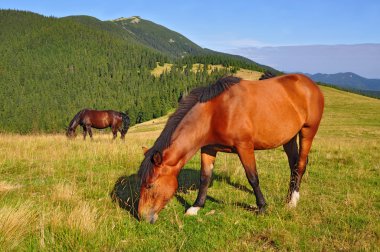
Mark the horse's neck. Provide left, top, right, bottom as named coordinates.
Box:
left=70, top=117, right=81, bottom=130
left=162, top=112, right=209, bottom=171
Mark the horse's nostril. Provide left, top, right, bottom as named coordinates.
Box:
left=141, top=210, right=158, bottom=224
left=149, top=213, right=158, bottom=224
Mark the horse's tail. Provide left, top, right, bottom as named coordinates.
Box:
left=120, top=112, right=130, bottom=133
left=259, top=71, right=277, bottom=80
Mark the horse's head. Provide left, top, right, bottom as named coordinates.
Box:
left=138, top=149, right=178, bottom=223
left=66, top=127, right=76, bottom=138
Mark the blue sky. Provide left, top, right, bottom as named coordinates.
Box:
left=1, top=0, right=380, bottom=50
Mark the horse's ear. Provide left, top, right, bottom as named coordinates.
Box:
left=142, top=146, right=149, bottom=155
left=152, top=151, right=162, bottom=166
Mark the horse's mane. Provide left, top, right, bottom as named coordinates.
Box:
left=68, top=109, right=87, bottom=129
left=138, top=76, right=241, bottom=183
left=259, top=71, right=277, bottom=80
left=120, top=112, right=130, bottom=131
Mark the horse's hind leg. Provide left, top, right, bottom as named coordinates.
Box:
left=283, top=135, right=299, bottom=204
left=119, top=129, right=126, bottom=140
left=288, top=127, right=318, bottom=207
left=186, top=146, right=217, bottom=216
left=236, top=145, right=266, bottom=213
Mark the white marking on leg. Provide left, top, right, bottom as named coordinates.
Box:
left=209, top=164, right=214, bottom=170
left=288, top=191, right=300, bottom=208
left=185, top=206, right=201, bottom=216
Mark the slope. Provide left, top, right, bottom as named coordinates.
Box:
left=112, top=16, right=204, bottom=58
left=0, top=85, right=379, bottom=251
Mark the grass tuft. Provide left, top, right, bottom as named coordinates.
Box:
left=0, top=181, right=22, bottom=192
left=67, top=202, right=98, bottom=233
left=0, top=203, right=38, bottom=250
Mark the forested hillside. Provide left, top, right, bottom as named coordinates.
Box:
left=113, top=16, right=204, bottom=58
left=0, top=10, right=273, bottom=133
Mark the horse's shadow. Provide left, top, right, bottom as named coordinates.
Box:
left=110, top=174, right=140, bottom=219
left=110, top=168, right=256, bottom=220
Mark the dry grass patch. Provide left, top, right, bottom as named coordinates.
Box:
left=191, top=63, right=228, bottom=74
left=150, top=62, right=264, bottom=81
left=235, top=69, right=263, bottom=80
left=0, top=181, right=22, bottom=192
left=51, top=183, right=78, bottom=202
left=0, top=203, right=38, bottom=250
left=67, top=202, right=98, bottom=233
left=151, top=62, right=173, bottom=77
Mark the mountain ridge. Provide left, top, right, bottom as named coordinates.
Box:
left=226, top=44, right=380, bottom=79
left=306, top=72, right=380, bottom=91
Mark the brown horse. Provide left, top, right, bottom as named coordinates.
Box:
left=66, top=109, right=130, bottom=140
left=138, top=74, right=324, bottom=223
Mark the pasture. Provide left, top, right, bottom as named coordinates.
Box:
left=0, top=86, right=379, bottom=251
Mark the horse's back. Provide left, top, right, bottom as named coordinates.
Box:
left=208, top=74, right=324, bottom=149
left=81, top=109, right=114, bottom=128
left=239, top=74, right=324, bottom=123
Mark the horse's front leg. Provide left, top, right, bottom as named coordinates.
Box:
left=112, top=127, right=118, bottom=140
left=87, top=125, right=93, bottom=140
left=185, top=146, right=217, bottom=216
left=236, top=144, right=266, bottom=213
left=82, top=125, right=87, bottom=140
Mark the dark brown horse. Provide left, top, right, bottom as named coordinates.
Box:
left=66, top=109, right=130, bottom=140
left=137, top=74, right=324, bottom=223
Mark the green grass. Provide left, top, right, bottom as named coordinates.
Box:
left=0, top=86, right=379, bottom=251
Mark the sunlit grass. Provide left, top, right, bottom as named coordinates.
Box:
left=0, top=85, right=379, bottom=250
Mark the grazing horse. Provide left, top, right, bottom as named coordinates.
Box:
left=137, top=74, right=324, bottom=223
left=66, top=109, right=130, bottom=140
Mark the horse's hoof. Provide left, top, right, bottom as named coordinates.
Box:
left=257, top=204, right=267, bottom=215
left=185, top=206, right=201, bottom=216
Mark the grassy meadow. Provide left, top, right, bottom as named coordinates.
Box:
left=0, top=85, right=379, bottom=251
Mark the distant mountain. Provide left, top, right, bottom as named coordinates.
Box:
left=306, top=72, right=380, bottom=91
left=226, top=44, right=380, bottom=79
left=62, top=15, right=137, bottom=40
left=112, top=16, right=204, bottom=58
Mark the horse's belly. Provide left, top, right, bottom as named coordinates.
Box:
left=252, top=119, right=302, bottom=149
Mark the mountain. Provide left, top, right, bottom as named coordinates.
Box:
left=112, top=16, right=204, bottom=58
left=62, top=15, right=137, bottom=40
left=226, top=44, right=380, bottom=79
left=0, top=10, right=274, bottom=133
left=306, top=72, right=380, bottom=91
left=110, top=16, right=279, bottom=74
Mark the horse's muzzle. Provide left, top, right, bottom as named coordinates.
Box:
left=139, top=209, right=158, bottom=224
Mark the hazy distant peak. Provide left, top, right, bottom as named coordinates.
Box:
left=307, top=72, right=380, bottom=91
left=227, top=44, right=380, bottom=79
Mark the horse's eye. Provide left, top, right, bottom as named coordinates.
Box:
left=146, top=184, right=153, bottom=189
